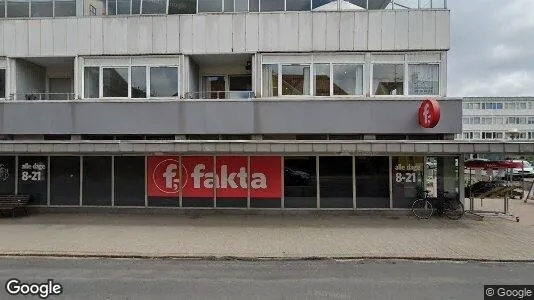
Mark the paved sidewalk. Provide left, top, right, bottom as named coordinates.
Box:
left=1, top=200, right=534, bottom=261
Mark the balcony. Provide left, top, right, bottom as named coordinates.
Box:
left=184, top=91, right=254, bottom=100
left=8, top=93, right=75, bottom=101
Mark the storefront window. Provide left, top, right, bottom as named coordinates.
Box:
left=372, top=64, right=404, bottom=95
left=114, top=156, right=145, bottom=206
left=355, top=157, right=389, bottom=208
left=0, top=156, right=16, bottom=194
left=319, top=157, right=353, bottom=208
left=409, top=64, right=439, bottom=95
left=281, top=65, right=310, bottom=96
left=131, top=67, right=147, bottom=98
left=50, top=157, right=80, bottom=206
left=392, top=156, right=424, bottom=208
left=262, top=64, right=278, bottom=97
left=7, top=0, right=29, bottom=17
left=284, top=156, right=317, bottom=208
left=333, top=64, right=363, bottom=95
left=18, top=156, right=48, bottom=205
left=260, top=0, right=283, bottom=11
left=216, top=156, right=248, bottom=208
left=314, top=64, right=330, bottom=96
left=103, top=67, right=128, bottom=98
left=182, top=156, right=214, bottom=207
left=30, top=0, right=53, bottom=17
left=150, top=67, right=179, bottom=97
left=251, top=156, right=282, bottom=208
left=82, top=156, right=112, bottom=206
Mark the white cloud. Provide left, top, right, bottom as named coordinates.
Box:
left=454, top=71, right=534, bottom=97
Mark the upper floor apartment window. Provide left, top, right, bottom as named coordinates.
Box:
left=84, top=64, right=179, bottom=99
left=372, top=63, right=439, bottom=96
left=0, top=0, right=75, bottom=17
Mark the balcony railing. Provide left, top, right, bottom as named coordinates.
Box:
left=185, top=91, right=254, bottom=100
left=8, top=93, right=76, bottom=101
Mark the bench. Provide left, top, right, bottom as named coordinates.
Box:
left=0, top=195, right=30, bottom=218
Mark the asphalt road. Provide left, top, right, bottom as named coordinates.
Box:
left=0, top=258, right=533, bottom=300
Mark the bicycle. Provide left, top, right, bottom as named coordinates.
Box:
left=412, top=190, right=465, bottom=220
left=412, top=190, right=433, bottom=219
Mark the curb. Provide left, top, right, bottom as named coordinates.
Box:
left=1, top=253, right=533, bottom=263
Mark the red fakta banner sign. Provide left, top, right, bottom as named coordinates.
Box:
left=147, top=156, right=282, bottom=198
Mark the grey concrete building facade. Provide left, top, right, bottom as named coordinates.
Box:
left=0, top=0, right=470, bottom=211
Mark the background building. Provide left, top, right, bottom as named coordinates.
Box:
left=0, top=0, right=463, bottom=211
left=460, top=97, right=534, bottom=141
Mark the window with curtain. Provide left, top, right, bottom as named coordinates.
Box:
left=84, top=67, right=100, bottom=98
left=408, top=64, right=439, bottom=95
left=282, top=65, right=310, bottom=96
left=333, top=64, right=363, bottom=95
left=262, top=64, right=278, bottom=97
left=373, top=64, right=404, bottom=95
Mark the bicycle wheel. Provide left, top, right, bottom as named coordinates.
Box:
left=412, top=199, right=433, bottom=219
left=443, top=199, right=464, bottom=220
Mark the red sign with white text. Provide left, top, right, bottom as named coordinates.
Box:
left=250, top=156, right=282, bottom=198
left=215, top=156, right=248, bottom=198
left=147, top=156, right=282, bottom=199
left=182, top=156, right=214, bottom=198
left=418, top=99, right=441, bottom=128
left=147, top=156, right=183, bottom=197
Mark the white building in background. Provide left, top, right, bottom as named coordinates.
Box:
left=460, top=97, right=534, bottom=141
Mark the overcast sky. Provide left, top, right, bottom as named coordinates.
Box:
left=448, top=0, right=534, bottom=97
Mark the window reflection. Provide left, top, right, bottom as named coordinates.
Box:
left=373, top=64, right=404, bottom=95
left=30, top=0, right=53, bottom=17
left=84, top=67, right=100, bottom=98
left=284, top=157, right=317, bottom=208
left=103, top=67, right=128, bottom=97
left=333, top=64, right=363, bottom=95
left=282, top=65, right=310, bottom=96
left=131, top=67, right=147, bottom=98
left=314, top=64, right=330, bottom=96
left=7, top=0, right=29, bottom=17
left=150, top=67, right=179, bottom=97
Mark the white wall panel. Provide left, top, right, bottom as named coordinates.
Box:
left=408, top=10, right=423, bottom=50
left=354, top=12, right=368, bottom=50
left=205, top=15, right=219, bottom=53
left=280, top=13, right=299, bottom=51
left=312, top=12, right=327, bottom=51
left=66, top=19, right=78, bottom=56
left=138, top=17, right=153, bottom=54
left=245, top=14, right=259, bottom=52
left=127, top=17, right=140, bottom=54
left=40, top=19, right=54, bottom=56
left=15, top=21, right=29, bottom=57
left=298, top=12, right=312, bottom=51
left=180, top=15, right=194, bottom=54
left=394, top=11, right=409, bottom=50
left=77, top=18, right=91, bottom=55
left=232, top=14, right=246, bottom=53
left=103, top=18, right=127, bottom=54
left=260, top=14, right=280, bottom=51
left=325, top=12, right=340, bottom=51
left=422, top=11, right=436, bottom=49
left=53, top=19, right=68, bottom=56
left=193, top=15, right=207, bottom=53
left=4, top=22, right=16, bottom=56
left=0, top=23, right=3, bottom=55
left=339, top=12, right=354, bottom=51
left=435, top=11, right=450, bottom=49
left=152, top=17, right=167, bottom=54
left=28, top=20, right=41, bottom=57
left=381, top=11, right=395, bottom=50
left=90, top=18, right=103, bottom=55
left=368, top=11, right=382, bottom=50
left=218, top=15, right=233, bottom=53
left=166, top=16, right=180, bottom=54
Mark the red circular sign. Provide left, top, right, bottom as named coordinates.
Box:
left=418, top=99, right=440, bottom=128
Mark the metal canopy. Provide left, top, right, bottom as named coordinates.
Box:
left=0, top=141, right=533, bottom=155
